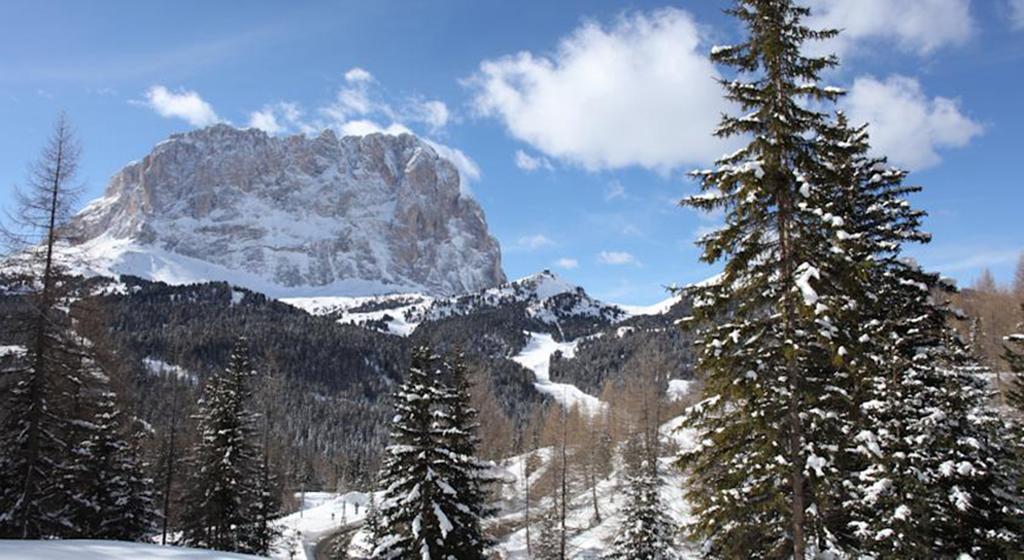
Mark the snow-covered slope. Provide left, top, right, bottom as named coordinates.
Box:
left=62, top=124, right=505, bottom=297
left=422, top=270, right=628, bottom=326
left=512, top=332, right=604, bottom=415
left=284, top=270, right=637, bottom=337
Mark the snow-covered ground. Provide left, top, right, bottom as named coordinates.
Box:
left=493, top=414, right=701, bottom=558
left=272, top=491, right=371, bottom=560
left=0, top=540, right=263, bottom=560
left=281, top=293, right=434, bottom=336
left=512, top=332, right=604, bottom=415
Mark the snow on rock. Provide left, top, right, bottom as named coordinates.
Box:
left=423, top=270, right=627, bottom=327
left=283, top=270, right=632, bottom=337
left=58, top=124, right=505, bottom=298
left=0, top=540, right=262, bottom=559
left=616, top=293, right=682, bottom=317
left=512, top=331, right=604, bottom=415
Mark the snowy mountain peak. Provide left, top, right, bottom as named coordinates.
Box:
left=65, top=125, right=505, bottom=297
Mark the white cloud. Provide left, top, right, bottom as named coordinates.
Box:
left=245, top=70, right=476, bottom=193
left=338, top=119, right=411, bottom=137
left=344, top=67, right=374, bottom=84
left=514, top=150, right=552, bottom=172
left=604, top=180, right=626, bottom=201
left=424, top=139, right=482, bottom=191
left=598, top=250, right=636, bottom=265
left=410, top=99, right=449, bottom=131
left=469, top=8, right=731, bottom=171
left=517, top=234, right=555, bottom=251
left=555, top=257, right=579, bottom=270
left=805, top=0, right=973, bottom=57
left=1011, top=0, right=1024, bottom=29
left=142, top=85, right=220, bottom=126
left=248, top=107, right=282, bottom=134
left=843, top=75, right=983, bottom=170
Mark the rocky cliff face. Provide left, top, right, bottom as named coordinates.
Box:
left=68, top=124, right=505, bottom=296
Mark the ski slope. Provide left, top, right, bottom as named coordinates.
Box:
left=512, top=332, right=604, bottom=415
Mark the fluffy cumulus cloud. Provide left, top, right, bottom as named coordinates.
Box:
left=142, top=85, right=220, bottom=126
left=469, top=8, right=730, bottom=171
left=805, top=0, right=973, bottom=57
left=598, top=250, right=636, bottom=265
left=1011, top=0, right=1024, bottom=29
left=555, top=257, right=579, bottom=270
left=843, top=75, right=983, bottom=170
left=247, top=102, right=306, bottom=135
left=344, top=67, right=373, bottom=84
left=514, top=150, right=552, bottom=172
left=321, top=67, right=451, bottom=133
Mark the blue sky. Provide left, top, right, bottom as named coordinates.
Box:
left=1, top=0, right=1022, bottom=304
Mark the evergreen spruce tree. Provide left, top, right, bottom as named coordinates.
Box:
left=374, top=346, right=478, bottom=559
left=812, top=114, right=1022, bottom=555
left=677, top=1, right=848, bottom=557
left=605, top=462, right=678, bottom=560
left=179, top=339, right=263, bottom=553
left=362, top=492, right=384, bottom=556
left=251, top=367, right=284, bottom=555
left=437, top=351, right=494, bottom=559
left=64, top=384, right=156, bottom=541
left=120, top=426, right=159, bottom=541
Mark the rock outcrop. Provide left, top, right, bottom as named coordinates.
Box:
left=67, top=124, right=505, bottom=296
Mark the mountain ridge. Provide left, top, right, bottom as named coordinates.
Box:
left=63, top=124, right=505, bottom=297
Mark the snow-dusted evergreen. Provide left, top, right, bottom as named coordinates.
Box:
left=811, top=105, right=1023, bottom=556
left=0, top=114, right=146, bottom=540
left=64, top=385, right=157, bottom=541
left=363, top=492, right=385, bottom=555
left=179, top=339, right=266, bottom=553
left=605, top=462, right=678, bottom=560
left=677, top=1, right=849, bottom=556
left=437, top=351, right=495, bottom=558
left=374, top=347, right=491, bottom=559
left=679, top=2, right=1022, bottom=555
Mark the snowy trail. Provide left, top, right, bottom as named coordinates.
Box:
left=273, top=492, right=370, bottom=560
left=512, top=332, right=604, bottom=415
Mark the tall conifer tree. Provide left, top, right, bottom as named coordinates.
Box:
left=605, top=461, right=679, bottom=560
left=812, top=109, right=1023, bottom=556
left=677, top=1, right=845, bottom=557
left=438, top=352, right=494, bottom=559
left=0, top=114, right=96, bottom=539
left=374, top=347, right=490, bottom=559
left=64, top=384, right=156, bottom=541
left=179, top=339, right=264, bottom=553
